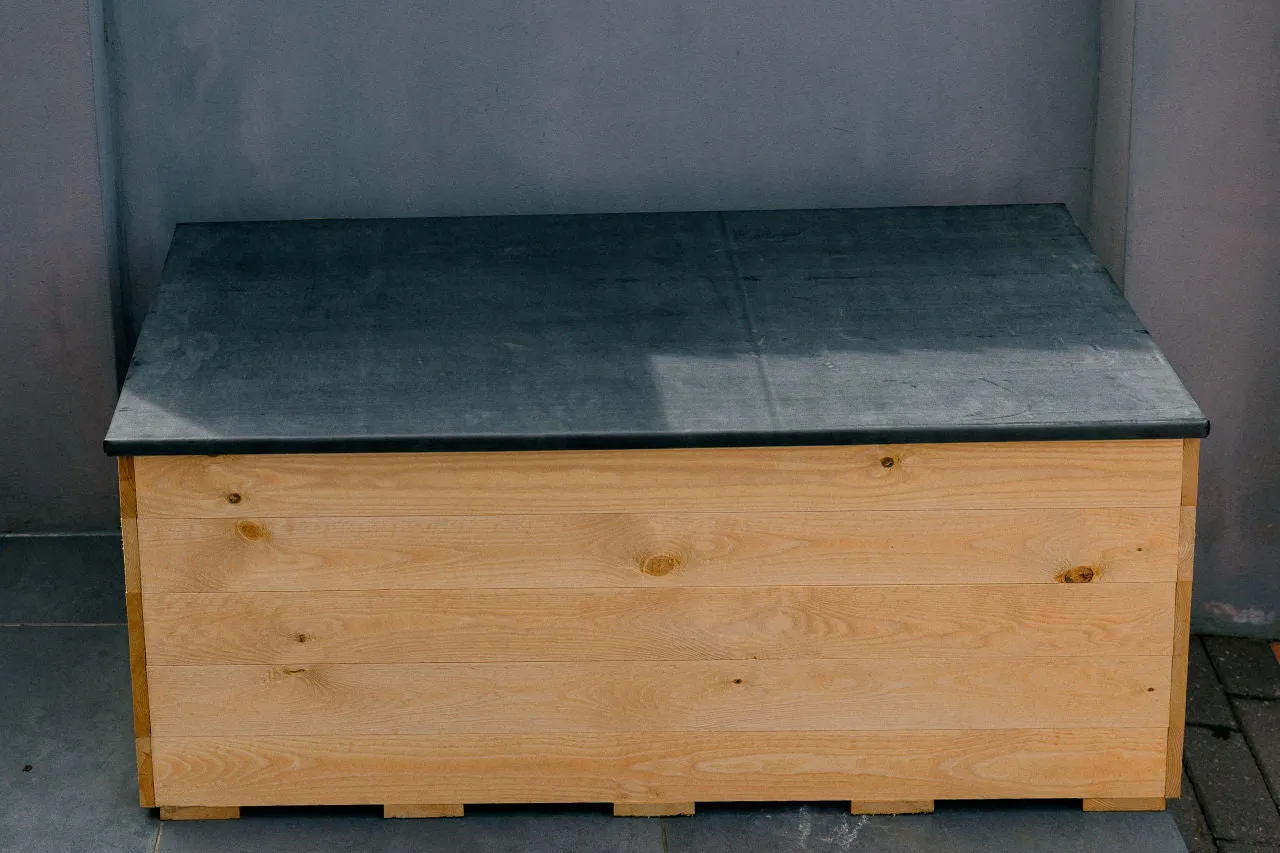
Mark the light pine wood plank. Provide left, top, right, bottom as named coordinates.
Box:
left=1182, top=439, right=1200, bottom=506
left=614, top=803, right=695, bottom=817
left=118, top=458, right=155, bottom=807
left=851, top=801, right=934, bottom=815
left=150, top=729, right=1168, bottom=806
left=146, top=657, right=1171, bottom=737
left=142, top=584, right=1175, bottom=665
left=132, top=441, right=1185, bottom=519
left=159, top=806, right=240, bottom=820
left=136, top=507, right=1181, bottom=593
left=1083, top=797, right=1166, bottom=812
left=383, top=804, right=463, bottom=818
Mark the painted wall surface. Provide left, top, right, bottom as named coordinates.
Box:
left=1088, top=0, right=1135, bottom=281
left=106, top=0, right=1102, bottom=335
left=0, top=0, right=120, bottom=531
left=1125, top=0, right=1280, bottom=636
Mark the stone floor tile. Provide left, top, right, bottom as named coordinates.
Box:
left=0, top=627, right=158, bottom=853
left=1233, top=699, right=1280, bottom=801
left=1189, top=636, right=1240, bottom=729
left=1205, top=637, right=1280, bottom=700
left=0, top=534, right=124, bottom=624
left=1171, top=770, right=1220, bottom=853
left=1184, top=725, right=1280, bottom=843
left=662, top=801, right=1188, bottom=852
left=158, top=805, right=662, bottom=853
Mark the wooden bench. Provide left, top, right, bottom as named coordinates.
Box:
left=105, top=205, right=1207, bottom=819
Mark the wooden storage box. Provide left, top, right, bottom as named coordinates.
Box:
left=106, top=208, right=1207, bottom=819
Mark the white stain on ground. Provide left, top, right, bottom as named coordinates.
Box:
left=822, top=814, right=871, bottom=850
left=1206, top=600, right=1275, bottom=625
left=795, top=804, right=813, bottom=847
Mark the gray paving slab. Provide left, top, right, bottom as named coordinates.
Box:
left=1233, top=699, right=1280, bottom=800
left=661, top=801, right=1187, bottom=852
left=1189, top=636, right=1240, bottom=729
left=1184, top=725, right=1280, bottom=843
left=158, top=806, right=662, bottom=853
left=0, top=535, right=124, bottom=624
left=0, top=627, right=158, bottom=853
left=1204, top=638, right=1280, bottom=700
left=1171, top=770, right=1220, bottom=853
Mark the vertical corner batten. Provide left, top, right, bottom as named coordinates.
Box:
left=118, top=456, right=156, bottom=807
left=1167, top=439, right=1200, bottom=796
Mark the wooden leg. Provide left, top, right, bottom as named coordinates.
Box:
left=159, top=806, right=240, bottom=821
left=1083, top=797, right=1167, bottom=812
left=613, top=802, right=695, bottom=817
left=384, top=804, right=465, bottom=818
left=850, top=800, right=934, bottom=815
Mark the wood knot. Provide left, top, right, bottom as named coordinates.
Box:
left=295, top=633, right=311, bottom=644
left=235, top=520, right=268, bottom=541
left=226, top=492, right=242, bottom=505
left=732, top=678, right=743, bottom=685
left=1056, top=565, right=1097, bottom=584
left=283, top=667, right=306, bottom=675
left=640, top=554, right=682, bottom=577
left=880, top=456, right=896, bottom=469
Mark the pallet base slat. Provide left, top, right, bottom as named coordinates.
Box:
left=851, top=801, right=936, bottom=815
left=1082, top=797, right=1168, bottom=812
left=159, top=806, right=240, bottom=821
left=614, top=803, right=696, bottom=817
left=383, top=804, right=464, bottom=819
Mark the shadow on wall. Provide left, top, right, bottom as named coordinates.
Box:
left=105, top=0, right=1101, bottom=343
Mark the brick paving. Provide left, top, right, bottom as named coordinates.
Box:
left=1177, top=637, right=1280, bottom=851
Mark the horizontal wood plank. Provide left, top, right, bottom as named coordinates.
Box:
left=150, top=729, right=1168, bottom=806
left=137, top=507, right=1180, bottom=592
left=147, top=657, right=1171, bottom=736
left=142, top=584, right=1174, bottom=664
left=133, top=441, right=1185, bottom=519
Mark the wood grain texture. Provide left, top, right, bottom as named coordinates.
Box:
left=132, top=441, right=1185, bottom=519
left=1166, top=580, right=1194, bottom=796
left=1182, top=439, right=1201, bottom=506
left=851, top=801, right=934, bottom=815
left=118, top=458, right=140, bottom=591
left=141, top=584, right=1175, bottom=665
left=1082, top=797, right=1166, bottom=812
left=150, top=729, right=1168, bottom=806
left=135, top=738, right=154, bottom=809
left=136, top=507, right=1181, bottom=592
left=614, top=802, right=694, bottom=817
left=118, top=458, right=155, bottom=806
left=159, top=806, right=240, bottom=820
left=146, top=657, right=1171, bottom=736
left=1178, top=507, right=1197, bottom=581
left=383, top=804, right=463, bottom=818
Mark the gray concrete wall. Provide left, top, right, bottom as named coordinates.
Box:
left=1088, top=0, right=1135, bottom=281
left=0, top=0, right=120, bottom=531
left=13, top=0, right=1280, bottom=639
left=1125, top=0, right=1280, bottom=636
left=105, top=0, right=1102, bottom=335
